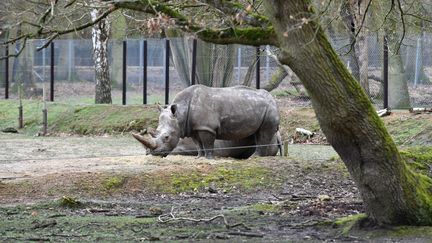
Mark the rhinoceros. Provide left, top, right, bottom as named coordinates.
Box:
left=134, top=85, right=280, bottom=159
left=132, top=131, right=282, bottom=159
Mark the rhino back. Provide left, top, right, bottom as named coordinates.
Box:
left=181, top=85, right=278, bottom=139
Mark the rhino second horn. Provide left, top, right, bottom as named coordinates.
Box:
left=132, top=133, right=157, bottom=149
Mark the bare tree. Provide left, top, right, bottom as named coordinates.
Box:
left=90, top=1, right=112, bottom=104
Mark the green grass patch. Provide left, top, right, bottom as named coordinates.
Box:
left=386, top=116, right=432, bottom=146
left=0, top=99, right=159, bottom=135
left=333, top=214, right=367, bottom=236
left=401, top=147, right=432, bottom=176
left=102, top=176, right=126, bottom=190
left=251, top=203, right=281, bottom=213
left=148, top=163, right=281, bottom=194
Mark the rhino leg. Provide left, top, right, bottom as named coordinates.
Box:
left=254, top=131, right=277, bottom=156
left=192, top=137, right=205, bottom=158
left=197, top=131, right=216, bottom=159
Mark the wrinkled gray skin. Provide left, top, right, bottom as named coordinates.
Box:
left=132, top=131, right=282, bottom=159
left=135, top=85, right=280, bottom=159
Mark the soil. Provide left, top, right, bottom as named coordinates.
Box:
left=1, top=105, right=432, bottom=241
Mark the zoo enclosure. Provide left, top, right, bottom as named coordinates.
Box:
left=1, top=36, right=432, bottom=108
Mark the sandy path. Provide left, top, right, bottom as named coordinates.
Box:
left=0, top=133, right=337, bottom=181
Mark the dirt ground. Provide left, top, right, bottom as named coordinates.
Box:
left=0, top=132, right=364, bottom=241
left=1, top=103, right=432, bottom=241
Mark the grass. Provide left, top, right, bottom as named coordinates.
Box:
left=0, top=99, right=159, bottom=135
left=384, top=113, right=432, bottom=146
left=146, top=161, right=282, bottom=194
left=401, top=146, right=432, bottom=176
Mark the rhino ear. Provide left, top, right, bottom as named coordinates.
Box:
left=170, top=104, right=178, bottom=117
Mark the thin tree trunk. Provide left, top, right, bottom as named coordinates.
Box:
left=265, top=0, right=432, bottom=226
left=389, top=52, right=411, bottom=108
left=338, top=3, right=360, bottom=81
left=91, top=6, right=112, bottom=104
left=350, top=0, right=370, bottom=96
left=110, top=11, right=127, bottom=87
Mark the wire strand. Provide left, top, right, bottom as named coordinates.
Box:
left=0, top=142, right=286, bottom=162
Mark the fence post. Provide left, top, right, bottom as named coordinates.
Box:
left=383, top=35, right=389, bottom=109
left=4, top=45, right=9, bottom=99
left=68, top=40, right=73, bottom=81
left=237, top=47, right=241, bottom=84
left=143, top=40, right=147, bottom=105
left=42, top=108, right=48, bottom=136
left=42, top=41, right=46, bottom=81
left=191, top=38, right=197, bottom=85
left=256, top=47, right=260, bottom=89
left=122, top=40, right=127, bottom=105
left=414, top=37, right=421, bottom=87
left=265, top=45, right=270, bottom=83
left=50, top=42, right=55, bottom=102
left=165, top=39, right=170, bottom=105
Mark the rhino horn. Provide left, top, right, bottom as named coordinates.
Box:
left=132, top=132, right=157, bottom=150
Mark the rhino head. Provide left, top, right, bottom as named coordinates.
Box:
left=132, top=104, right=181, bottom=157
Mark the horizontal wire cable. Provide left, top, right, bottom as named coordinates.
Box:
left=0, top=142, right=286, bottom=162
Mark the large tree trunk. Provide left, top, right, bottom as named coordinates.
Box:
left=264, top=0, right=432, bottom=225
left=91, top=6, right=112, bottom=104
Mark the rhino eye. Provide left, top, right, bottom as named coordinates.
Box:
left=163, top=135, right=169, bottom=141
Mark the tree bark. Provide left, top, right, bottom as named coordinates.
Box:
left=262, top=66, right=288, bottom=92
left=264, top=0, right=432, bottom=225
left=338, top=3, right=360, bottom=81
left=91, top=6, right=112, bottom=104
left=110, top=11, right=127, bottom=87
left=389, top=52, right=411, bottom=108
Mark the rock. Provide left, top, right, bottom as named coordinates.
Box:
left=208, top=182, right=218, bottom=193
left=149, top=206, right=163, bottom=216
left=318, top=194, right=331, bottom=201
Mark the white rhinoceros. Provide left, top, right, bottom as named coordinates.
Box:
left=133, top=85, right=280, bottom=159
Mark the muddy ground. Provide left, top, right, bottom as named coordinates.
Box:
left=1, top=107, right=432, bottom=241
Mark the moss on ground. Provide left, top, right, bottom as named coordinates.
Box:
left=102, top=176, right=126, bottom=190
left=333, top=214, right=367, bottom=236
left=401, top=146, right=432, bottom=175
left=147, top=162, right=282, bottom=194
left=385, top=114, right=432, bottom=146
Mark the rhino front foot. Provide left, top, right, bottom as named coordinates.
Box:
left=205, top=151, right=214, bottom=159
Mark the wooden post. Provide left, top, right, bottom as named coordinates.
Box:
left=18, top=105, right=23, bottom=129
left=42, top=108, right=48, bottom=136
left=283, top=141, right=289, bottom=157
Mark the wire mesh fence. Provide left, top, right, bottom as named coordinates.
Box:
left=1, top=36, right=431, bottom=108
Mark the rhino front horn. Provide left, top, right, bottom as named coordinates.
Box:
left=132, top=133, right=157, bottom=149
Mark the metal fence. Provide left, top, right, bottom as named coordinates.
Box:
left=0, top=38, right=280, bottom=106
left=0, top=36, right=431, bottom=108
